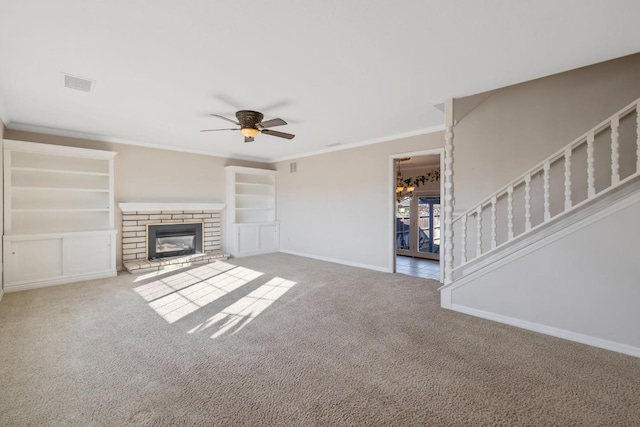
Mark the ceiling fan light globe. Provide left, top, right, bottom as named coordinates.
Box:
left=241, top=128, right=259, bottom=138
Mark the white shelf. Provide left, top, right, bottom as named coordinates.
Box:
left=3, top=139, right=118, bottom=290
left=236, top=182, right=273, bottom=187
left=13, top=186, right=110, bottom=193
left=225, top=166, right=278, bottom=256
left=12, top=208, right=110, bottom=213
left=11, top=166, right=110, bottom=176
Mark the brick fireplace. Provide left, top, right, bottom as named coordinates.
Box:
left=118, top=203, right=229, bottom=273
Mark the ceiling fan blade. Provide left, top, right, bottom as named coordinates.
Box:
left=210, top=114, right=239, bottom=125
left=200, top=128, right=239, bottom=132
left=258, top=118, right=287, bottom=129
left=244, top=136, right=255, bottom=143
left=261, top=129, right=295, bottom=140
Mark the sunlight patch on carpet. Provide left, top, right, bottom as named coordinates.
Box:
left=188, top=276, right=297, bottom=338
left=133, top=262, right=263, bottom=324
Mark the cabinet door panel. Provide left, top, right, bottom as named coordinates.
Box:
left=5, top=239, right=63, bottom=284
left=63, top=235, right=112, bottom=276
left=259, top=224, right=278, bottom=250
left=237, top=226, right=260, bottom=253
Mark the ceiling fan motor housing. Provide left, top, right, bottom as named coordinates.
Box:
left=236, top=110, right=264, bottom=129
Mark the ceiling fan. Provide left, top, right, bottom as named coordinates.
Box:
left=201, top=110, right=295, bottom=143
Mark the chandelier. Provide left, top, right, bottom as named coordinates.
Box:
left=396, top=158, right=415, bottom=202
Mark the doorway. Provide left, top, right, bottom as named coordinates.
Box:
left=391, top=151, right=443, bottom=280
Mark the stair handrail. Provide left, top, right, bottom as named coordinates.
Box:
left=450, top=97, right=640, bottom=273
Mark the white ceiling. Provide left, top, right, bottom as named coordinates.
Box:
left=1, top=1, right=639, bottom=163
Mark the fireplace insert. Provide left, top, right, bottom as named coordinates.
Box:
left=147, top=222, right=203, bottom=260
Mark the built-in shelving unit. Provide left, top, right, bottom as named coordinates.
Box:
left=3, top=139, right=118, bottom=291
left=225, top=166, right=278, bottom=257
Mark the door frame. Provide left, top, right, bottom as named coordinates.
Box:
left=389, top=148, right=444, bottom=280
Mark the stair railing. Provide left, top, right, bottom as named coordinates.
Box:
left=448, top=98, right=640, bottom=279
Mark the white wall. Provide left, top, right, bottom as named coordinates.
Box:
left=274, top=132, right=444, bottom=272
left=446, top=191, right=640, bottom=355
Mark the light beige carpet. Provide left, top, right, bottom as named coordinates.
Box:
left=0, top=253, right=639, bottom=426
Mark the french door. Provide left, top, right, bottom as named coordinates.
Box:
left=396, top=196, right=440, bottom=260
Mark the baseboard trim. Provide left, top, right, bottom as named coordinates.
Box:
left=4, top=271, right=118, bottom=293
left=449, top=303, right=640, bottom=358
left=230, top=248, right=279, bottom=259
left=279, top=250, right=391, bottom=273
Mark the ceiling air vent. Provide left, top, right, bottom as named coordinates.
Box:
left=63, top=74, right=94, bottom=92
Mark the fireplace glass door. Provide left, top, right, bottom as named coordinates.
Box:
left=147, top=223, right=203, bottom=260
left=156, top=234, right=195, bottom=255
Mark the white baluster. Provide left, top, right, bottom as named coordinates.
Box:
left=524, top=174, right=531, bottom=231
left=460, top=214, right=467, bottom=265
left=543, top=162, right=551, bottom=221
left=507, top=185, right=514, bottom=240
left=476, top=206, right=482, bottom=257
left=636, top=103, right=640, bottom=174
left=586, top=133, right=596, bottom=199
left=611, top=116, right=620, bottom=185
left=443, top=122, right=454, bottom=284
left=564, top=147, right=572, bottom=211
left=490, top=196, right=497, bottom=249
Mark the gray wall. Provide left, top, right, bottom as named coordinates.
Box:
left=450, top=193, right=640, bottom=351
left=3, top=129, right=270, bottom=268
left=0, top=120, right=3, bottom=292
left=274, top=132, right=444, bottom=271
left=446, top=52, right=640, bottom=355
left=452, top=53, right=640, bottom=213
left=2, top=128, right=444, bottom=273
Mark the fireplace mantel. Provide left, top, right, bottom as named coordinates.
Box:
left=119, top=202, right=225, bottom=213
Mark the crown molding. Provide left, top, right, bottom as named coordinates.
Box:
left=5, top=122, right=270, bottom=163
left=270, top=124, right=446, bottom=163
left=5, top=121, right=446, bottom=165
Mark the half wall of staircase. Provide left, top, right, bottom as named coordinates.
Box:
left=441, top=186, right=640, bottom=357
left=439, top=55, right=640, bottom=357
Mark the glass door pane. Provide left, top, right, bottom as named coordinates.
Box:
left=432, top=203, right=441, bottom=255
left=417, top=197, right=440, bottom=259
left=396, top=200, right=411, bottom=254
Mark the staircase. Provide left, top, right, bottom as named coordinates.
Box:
left=440, top=97, right=640, bottom=357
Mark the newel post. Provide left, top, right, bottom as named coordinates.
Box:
left=443, top=98, right=455, bottom=285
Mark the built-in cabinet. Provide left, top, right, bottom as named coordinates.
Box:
left=225, top=166, right=278, bottom=257
left=3, top=140, right=117, bottom=291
